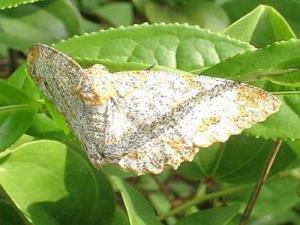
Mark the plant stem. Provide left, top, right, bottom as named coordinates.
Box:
left=159, top=184, right=250, bottom=220
left=239, top=139, right=283, bottom=225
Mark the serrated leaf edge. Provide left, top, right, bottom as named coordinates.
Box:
left=203, top=38, right=300, bottom=77
left=0, top=0, right=42, bottom=10
left=55, top=23, right=255, bottom=50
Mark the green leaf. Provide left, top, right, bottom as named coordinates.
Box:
left=148, top=192, right=172, bottom=215
left=0, top=80, right=35, bottom=104
left=267, top=72, right=300, bottom=87
left=26, top=113, right=66, bottom=141
left=75, top=57, right=189, bottom=74
left=288, top=139, right=300, bottom=158
left=136, top=174, right=174, bottom=218
left=177, top=143, right=221, bottom=180
left=54, top=23, right=254, bottom=71
left=245, top=95, right=300, bottom=140
left=90, top=169, right=116, bottom=225
left=0, top=0, right=82, bottom=51
left=252, top=211, right=300, bottom=225
left=178, top=136, right=296, bottom=183
left=144, top=0, right=229, bottom=32
left=0, top=140, right=115, bottom=225
left=0, top=42, right=8, bottom=57
left=111, top=208, right=130, bottom=225
left=79, top=0, right=105, bottom=11
left=221, top=0, right=300, bottom=37
left=0, top=0, right=41, bottom=10
left=0, top=200, right=26, bottom=225
left=44, top=100, right=70, bottom=135
left=7, top=64, right=40, bottom=99
left=203, top=39, right=300, bottom=80
left=100, top=164, right=135, bottom=179
left=229, top=176, right=300, bottom=217
left=8, top=134, right=35, bottom=150
left=211, top=137, right=296, bottom=183
left=224, top=5, right=296, bottom=47
left=92, top=2, right=133, bottom=27
left=131, top=0, right=149, bottom=13
left=175, top=205, right=240, bottom=225
left=111, top=176, right=162, bottom=225
left=81, top=18, right=103, bottom=33
left=0, top=80, right=37, bottom=151
left=169, top=181, right=194, bottom=199
left=203, top=39, right=300, bottom=140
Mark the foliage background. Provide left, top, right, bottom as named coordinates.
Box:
left=0, top=0, right=300, bottom=225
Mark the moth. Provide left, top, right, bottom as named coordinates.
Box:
left=27, top=44, right=280, bottom=175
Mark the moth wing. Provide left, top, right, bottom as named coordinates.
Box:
left=101, top=70, right=200, bottom=165
left=27, top=44, right=107, bottom=163
left=27, top=44, right=281, bottom=175
left=27, top=44, right=83, bottom=106
left=106, top=72, right=280, bottom=174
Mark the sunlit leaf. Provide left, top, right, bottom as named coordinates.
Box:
left=0, top=140, right=115, bottom=225
left=175, top=205, right=240, bottom=225
left=92, top=2, right=133, bottom=26
left=222, top=0, right=300, bottom=37
left=111, top=176, right=162, bottom=225
left=111, top=208, right=130, bottom=225
left=144, top=0, right=229, bottom=32
left=54, top=23, right=253, bottom=71
left=0, top=0, right=41, bottom=10
left=229, top=176, right=300, bottom=216
left=0, top=80, right=37, bottom=151
left=224, top=5, right=296, bottom=47
left=178, top=136, right=296, bottom=183
left=0, top=0, right=82, bottom=51
left=7, top=64, right=40, bottom=99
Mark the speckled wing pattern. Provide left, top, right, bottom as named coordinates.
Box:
left=27, top=44, right=281, bottom=175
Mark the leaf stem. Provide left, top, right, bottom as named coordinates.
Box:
left=158, top=184, right=250, bottom=220
left=239, top=139, right=283, bottom=225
